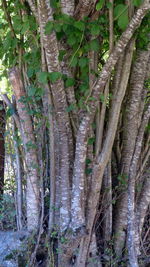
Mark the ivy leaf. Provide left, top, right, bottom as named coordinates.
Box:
left=114, top=4, right=127, bottom=20
left=21, top=21, right=30, bottom=34
left=27, top=86, right=37, bottom=97
left=6, top=107, right=15, bottom=118
left=96, top=0, right=105, bottom=11
left=66, top=104, right=75, bottom=112
left=106, top=2, right=113, bottom=9
left=54, top=23, right=62, bottom=32
left=50, top=0, right=57, bottom=8
left=79, top=57, right=89, bottom=68
left=89, top=39, right=100, bottom=52
left=27, top=68, right=34, bottom=78
left=58, top=50, right=66, bottom=61
left=38, top=72, right=48, bottom=84
left=118, top=12, right=129, bottom=30
left=65, top=77, right=75, bottom=87
left=67, top=35, right=77, bottom=46
left=70, top=57, right=78, bottom=67
left=85, top=168, right=92, bottom=175
left=90, top=24, right=101, bottom=36
left=114, top=4, right=128, bottom=30
left=88, top=137, right=95, bottom=145
left=133, top=0, right=143, bottom=7
left=49, top=72, right=61, bottom=83
left=45, top=21, right=53, bottom=34
left=74, top=21, right=85, bottom=31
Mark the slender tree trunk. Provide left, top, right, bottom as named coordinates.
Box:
left=9, top=67, right=40, bottom=231
left=114, top=45, right=150, bottom=257
left=0, top=101, right=6, bottom=199
left=13, top=119, right=23, bottom=230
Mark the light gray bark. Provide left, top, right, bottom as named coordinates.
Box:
left=38, top=0, right=73, bottom=231
left=13, top=119, right=23, bottom=230
left=114, top=46, right=150, bottom=256
left=9, top=67, right=40, bottom=231
left=61, top=0, right=75, bottom=16
left=75, top=40, right=135, bottom=267
left=127, top=104, right=150, bottom=266
left=71, top=2, right=149, bottom=232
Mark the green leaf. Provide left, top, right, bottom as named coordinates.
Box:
left=88, top=137, right=95, bottom=145
left=86, top=158, right=91, bottom=165
left=6, top=107, right=15, bottom=118
left=90, top=24, right=101, bottom=36
left=45, top=21, right=53, bottom=35
left=50, top=0, right=57, bottom=8
left=21, top=21, right=30, bottom=34
left=70, top=57, right=78, bottom=67
left=27, top=68, right=34, bottom=78
left=28, top=86, right=37, bottom=97
left=96, top=0, right=105, bottom=11
left=54, top=23, right=62, bottom=32
left=67, top=35, right=77, bottom=46
left=74, top=21, right=85, bottom=31
left=114, top=4, right=127, bottom=20
left=114, top=4, right=129, bottom=30
left=106, top=2, right=113, bottom=9
left=58, top=50, right=66, bottom=61
left=66, top=104, right=75, bottom=112
left=118, top=12, right=129, bottom=30
left=65, top=77, right=75, bottom=87
left=89, top=39, right=100, bottom=52
left=49, top=72, right=61, bottom=83
left=100, top=93, right=105, bottom=102
left=85, top=168, right=92, bottom=175
left=133, top=0, right=143, bottom=7
left=79, top=57, right=89, bottom=68
left=38, top=72, right=48, bottom=84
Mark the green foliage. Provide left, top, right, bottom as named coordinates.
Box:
left=0, top=194, right=16, bottom=230
left=6, top=106, right=15, bottom=118
left=49, top=71, right=62, bottom=83
left=96, top=0, right=105, bottom=11
left=45, top=21, right=54, bottom=34
left=65, top=77, right=75, bottom=87
left=38, top=72, right=48, bottom=84
left=114, top=4, right=129, bottom=30
left=136, top=13, right=150, bottom=49
left=133, top=0, right=143, bottom=7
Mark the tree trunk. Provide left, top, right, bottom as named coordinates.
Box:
left=0, top=101, right=6, bottom=199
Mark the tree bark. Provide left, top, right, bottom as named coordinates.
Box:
left=0, top=101, right=6, bottom=199
left=9, top=67, right=40, bottom=231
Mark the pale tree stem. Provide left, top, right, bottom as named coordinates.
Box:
left=114, top=45, right=150, bottom=256
left=9, top=68, right=40, bottom=231
left=13, top=119, right=23, bottom=230
left=38, top=0, right=73, bottom=231
left=71, top=1, right=150, bottom=231
left=76, top=40, right=135, bottom=266
left=127, top=104, right=150, bottom=266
